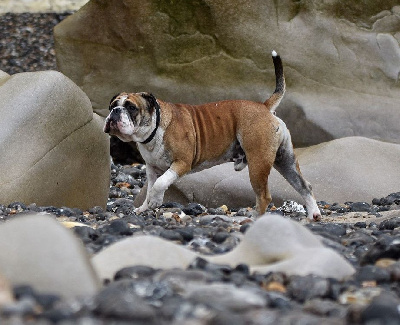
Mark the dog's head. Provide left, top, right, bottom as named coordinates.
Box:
left=104, top=92, right=159, bottom=142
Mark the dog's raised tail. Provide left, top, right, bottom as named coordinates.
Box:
left=264, top=50, right=285, bottom=113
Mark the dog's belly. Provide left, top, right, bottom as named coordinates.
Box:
left=190, top=141, right=237, bottom=174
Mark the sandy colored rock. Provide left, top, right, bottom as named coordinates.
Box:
left=0, top=214, right=100, bottom=298
left=54, top=0, right=400, bottom=146
left=92, top=214, right=354, bottom=281
left=0, top=70, right=110, bottom=210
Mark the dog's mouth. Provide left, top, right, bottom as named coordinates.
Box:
left=103, top=116, right=118, bottom=134
left=103, top=113, right=138, bottom=143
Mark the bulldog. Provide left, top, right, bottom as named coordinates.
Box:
left=104, top=51, right=321, bottom=221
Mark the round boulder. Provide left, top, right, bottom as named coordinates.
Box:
left=0, top=70, right=110, bottom=210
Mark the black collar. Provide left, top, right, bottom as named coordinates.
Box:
left=140, top=104, right=160, bottom=144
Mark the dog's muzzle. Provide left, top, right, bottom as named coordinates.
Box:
left=104, top=107, right=122, bottom=134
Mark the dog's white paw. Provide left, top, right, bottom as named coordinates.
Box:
left=134, top=204, right=148, bottom=214
left=308, top=207, right=321, bottom=222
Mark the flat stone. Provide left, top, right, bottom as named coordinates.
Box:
left=0, top=214, right=100, bottom=298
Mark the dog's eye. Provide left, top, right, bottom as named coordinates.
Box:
left=109, top=102, right=118, bottom=111
left=127, top=104, right=137, bottom=111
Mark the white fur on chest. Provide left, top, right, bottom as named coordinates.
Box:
left=138, top=128, right=171, bottom=173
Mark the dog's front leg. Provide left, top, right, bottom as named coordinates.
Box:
left=146, top=168, right=179, bottom=209
left=134, top=164, right=158, bottom=213
left=147, top=161, right=190, bottom=210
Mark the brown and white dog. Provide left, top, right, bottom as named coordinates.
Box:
left=104, top=51, right=321, bottom=221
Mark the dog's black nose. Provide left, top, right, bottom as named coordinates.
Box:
left=111, top=106, right=122, bottom=113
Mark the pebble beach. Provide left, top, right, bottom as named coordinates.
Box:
left=1, top=10, right=400, bottom=325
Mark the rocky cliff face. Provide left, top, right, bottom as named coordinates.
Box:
left=55, top=0, right=400, bottom=146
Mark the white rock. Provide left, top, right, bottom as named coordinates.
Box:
left=92, top=236, right=198, bottom=280
left=0, top=214, right=100, bottom=298
left=92, top=214, right=355, bottom=281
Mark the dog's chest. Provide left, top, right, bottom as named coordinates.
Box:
left=138, top=132, right=171, bottom=173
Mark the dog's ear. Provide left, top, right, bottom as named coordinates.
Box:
left=140, top=92, right=159, bottom=113
left=109, top=93, right=119, bottom=110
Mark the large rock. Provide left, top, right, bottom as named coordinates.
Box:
left=0, top=214, right=100, bottom=298
left=54, top=0, right=400, bottom=146
left=0, top=70, right=110, bottom=210
left=135, top=136, right=400, bottom=208
left=0, top=70, right=9, bottom=83
left=92, top=214, right=355, bottom=281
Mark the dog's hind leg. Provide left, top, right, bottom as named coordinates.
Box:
left=273, top=134, right=321, bottom=221
left=247, top=159, right=273, bottom=215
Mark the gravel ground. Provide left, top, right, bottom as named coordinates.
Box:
left=0, top=12, right=70, bottom=74
left=1, top=13, right=400, bottom=325
left=0, top=161, right=400, bottom=324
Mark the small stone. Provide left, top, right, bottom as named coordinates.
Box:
left=361, top=291, right=400, bottom=324
left=339, top=287, right=382, bottom=305
left=182, top=203, right=205, bottom=216
left=360, top=235, right=400, bottom=265
left=341, top=231, right=374, bottom=247
left=354, top=221, right=367, bottom=228
left=356, top=265, right=391, bottom=283
left=175, top=228, right=194, bottom=242
left=303, top=298, right=347, bottom=318
left=240, top=223, right=251, bottom=233
left=94, top=280, right=157, bottom=321
left=307, top=223, right=347, bottom=238
left=379, top=217, right=400, bottom=230
left=266, top=291, right=292, bottom=310
left=160, top=229, right=183, bottom=242
left=73, top=226, right=99, bottom=244
left=262, top=281, right=286, bottom=293
left=106, top=219, right=133, bottom=236
left=114, top=265, right=157, bottom=281
left=155, top=269, right=212, bottom=291
left=287, top=275, right=330, bottom=303
left=375, top=258, right=397, bottom=268
left=350, top=202, right=371, bottom=212
left=235, top=208, right=248, bottom=216
left=185, top=283, right=267, bottom=312
left=386, top=261, right=400, bottom=281
left=212, top=231, right=229, bottom=244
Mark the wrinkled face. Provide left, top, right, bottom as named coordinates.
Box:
left=104, top=92, right=156, bottom=142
